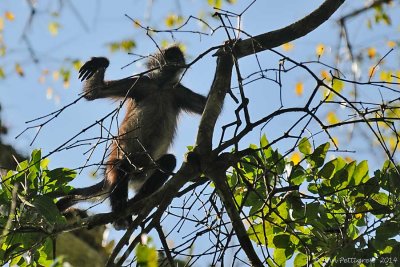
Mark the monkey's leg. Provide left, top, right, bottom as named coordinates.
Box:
left=108, top=159, right=132, bottom=230
left=133, top=154, right=176, bottom=202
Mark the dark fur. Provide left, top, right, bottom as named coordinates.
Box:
left=57, top=45, right=206, bottom=229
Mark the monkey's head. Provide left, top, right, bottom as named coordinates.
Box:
left=146, top=45, right=186, bottom=85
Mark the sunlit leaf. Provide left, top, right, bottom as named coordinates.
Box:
left=332, top=79, right=344, bottom=92
left=354, top=213, right=363, bottom=220
left=298, top=137, right=312, bottom=155
left=316, top=43, right=325, bottom=57
left=208, top=0, right=222, bottom=9
left=63, top=80, right=70, bottom=89
left=295, top=81, right=303, bottom=96
left=0, top=67, right=5, bottom=79
left=322, top=88, right=334, bottom=101
left=379, top=70, right=393, bottom=82
left=321, top=70, right=330, bottom=80
left=15, top=63, right=24, bottom=77
left=52, top=70, right=59, bottom=81
left=294, top=253, right=307, bottom=267
left=353, top=160, right=369, bottom=184
left=291, top=152, right=301, bottom=165
left=107, top=39, right=136, bottom=53
left=387, top=40, right=396, bottom=48
left=48, top=22, right=60, bottom=36
left=120, top=40, right=136, bottom=52
left=72, top=60, right=82, bottom=71
left=46, top=87, right=53, bottom=100
left=326, top=111, right=339, bottom=125
left=282, top=42, right=294, bottom=51
left=136, top=244, right=158, bottom=267
left=165, top=14, right=183, bottom=28
left=0, top=17, right=4, bottom=31
left=4, top=11, right=15, bottom=21
left=308, top=142, right=330, bottom=168
left=367, top=47, right=376, bottom=59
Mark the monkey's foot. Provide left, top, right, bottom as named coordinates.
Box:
left=113, top=216, right=132, bottom=230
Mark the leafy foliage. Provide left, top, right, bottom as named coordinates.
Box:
left=227, top=135, right=400, bottom=266
left=0, top=150, right=75, bottom=266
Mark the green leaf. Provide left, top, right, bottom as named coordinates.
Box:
left=274, top=248, right=287, bottom=266
left=247, top=222, right=272, bottom=245
left=318, top=159, right=336, bottom=179
left=289, top=165, right=306, bottom=185
left=371, top=192, right=389, bottom=206
left=307, top=142, right=330, bottom=168
left=136, top=243, right=158, bottom=267
left=298, top=138, right=312, bottom=155
left=29, top=149, right=41, bottom=174
left=273, top=234, right=291, bottom=248
left=294, top=253, right=307, bottom=267
left=33, top=195, right=66, bottom=225
left=352, top=160, right=369, bottom=185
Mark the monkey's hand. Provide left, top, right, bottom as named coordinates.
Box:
left=78, top=57, right=110, bottom=81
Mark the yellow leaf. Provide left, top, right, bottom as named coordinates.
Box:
left=367, top=47, right=376, bottom=59
left=72, top=60, right=82, bottom=71
left=4, top=11, right=15, bottom=21
left=165, top=14, right=180, bottom=28
left=295, top=82, right=304, bottom=96
left=52, top=70, right=59, bottom=81
left=208, top=0, right=222, bottom=9
left=322, top=88, right=334, bottom=101
left=15, top=63, right=24, bottom=77
left=354, top=213, right=363, bottom=220
left=46, top=87, right=53, bottom=100
left=379, top=70, right=393, bottom=82
left=282, top=42, right=294, bottom=51
left=320, top=70, right=330, bottom=80
left=0, top=45, right=5, bottom=57
left=316, top=43, right=325, bottom=57
left=326, top=111, right=339, bottom=125
left=291, top=152, right=301, bottom=165
left=63, top=80, right=70, bottom=89
left=332, top=79, right=344, bottom=92
left=0, top=67, right=5, bottom=79
left=0, top=17, right=4, bottom=31
left=387, top=40, right=396, bottom=48
left=48, top=22, right=60, bottom=36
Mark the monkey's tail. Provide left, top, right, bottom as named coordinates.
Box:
left=56, top=180, right=108, bottom=212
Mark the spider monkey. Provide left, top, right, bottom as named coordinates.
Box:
left=57, top=45, right=207, bottom=230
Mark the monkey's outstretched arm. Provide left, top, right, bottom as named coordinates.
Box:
left=79, top=57, right=156, bottom=101
left=175, top=84, right=207, bottom=114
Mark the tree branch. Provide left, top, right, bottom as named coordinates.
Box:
left=234, top=0, right=345, bottom=59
